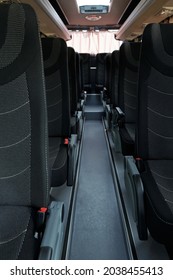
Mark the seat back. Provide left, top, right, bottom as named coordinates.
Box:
left=110, top=50, right=119, bottom=106
left=76, top=52, right=83, bottom=100
left=80, top=53, right=91, bottom=92
left=68, top=47, right=78, bottom=115
left=95, top=52, right=107, bottom=92
left=41, top=38, right=71, bottom=138
left=137, top=23, right=173, bottom=159
left=0, top=3, right=49, bottom=259
left=104, top=53, right=112, bottom=94
left=118, top=42, right=141, bottom=123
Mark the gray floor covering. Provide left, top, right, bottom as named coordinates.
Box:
left=68, top=120, right=129, bottom=259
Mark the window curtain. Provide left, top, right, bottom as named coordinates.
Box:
left=67, top=31, right=122, bottom=53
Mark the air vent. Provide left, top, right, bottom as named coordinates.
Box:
left=80, top=5, right=109, bottom=14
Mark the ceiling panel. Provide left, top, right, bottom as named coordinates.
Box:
left=57, top=0, right=132, bottom=27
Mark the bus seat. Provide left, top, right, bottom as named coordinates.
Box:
left=116, top=41, right=141, bottom=155
left=42, top=38, right=75, bottom=186
left=95, top=52, right=107, bottom=93
left=126, top=23, right=173, bottom=250
left=137, top=23, right=173, bottom=247
left=0, top=3, right=51, bottom=259
left=105, top=50, right=119, bottom=129
left=68, top=47, right=83, bottom=140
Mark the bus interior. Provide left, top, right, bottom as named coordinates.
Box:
left=1, top=0, right=173, bottom=260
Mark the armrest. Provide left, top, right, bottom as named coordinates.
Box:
left=125, top=156, right=148, bottom=240
left=67, top=134, right=78, bottom=186
left=69, top=134, right=78, bottom=147
left=76, top=111, right=83, bottom=140
left=39, top=201, right=64, bottom=260
left=105, top=104, right=112, bottom=129
left=105, top=104, right=111, bottom=113
left=111, top=107, right=125, bottom=127
left=115, top=107, right=125, bottom=127
left=116, top=106, right=125, bottom=117
left=81, top=90, right=87, bottom=102
left=102, top=87, right=108, bottom=101
left=77, top=100, right=85, bottom=115
left=77, top=110, right=82, bottom=121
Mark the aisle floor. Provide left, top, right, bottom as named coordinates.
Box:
left=68, top=120, right=129, bottom=260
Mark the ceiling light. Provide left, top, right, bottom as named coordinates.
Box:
left=76, top=0, right=111, bottom=6
left=85, top=15, right=102, bottom=21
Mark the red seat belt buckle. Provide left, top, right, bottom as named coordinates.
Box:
left=38, top=207, right=47, bottom=213
left=64, top=138, right=69, bottom=145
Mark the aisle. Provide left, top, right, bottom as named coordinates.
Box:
left=68, top=120, right=129, bottom=260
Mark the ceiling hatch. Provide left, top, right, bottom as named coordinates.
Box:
left=79, top=5, right=109, bottom=14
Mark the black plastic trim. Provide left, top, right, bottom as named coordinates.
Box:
left=49, top=0, right=69, bottom=25
left=118, top=0, right=141, bottom=25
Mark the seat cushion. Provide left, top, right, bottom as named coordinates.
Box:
left=0, top=206, right=39, bottom=260
left=141, top=160, right=173, bottom=245
left=119, top=123, right=135, bottom=155
left=49, top=137, right=68, bottom=186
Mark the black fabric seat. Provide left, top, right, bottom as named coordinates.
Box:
left=42, top=38, right=71, bottom=186
left=136, top=23, right=173, bottom=249
left=76, top=52, right=85, bottom=110
left=110, top=50, right=119, bottom=107
left=0, top=3, right=50, bottom=259
left=104, top=51, right=119, bottom=129
left=103, top=53, right=112, bottom=102
left=95, top=53, right=107, bottom=93
left=118, top=41, right=141, bottom=155
left=68, top=47, right=78, bottom=134
left=80, top=53, right=91, bottom=93
left=68, top=47, right=83, bottom=139
left=141, top=161, right=173, bottom=244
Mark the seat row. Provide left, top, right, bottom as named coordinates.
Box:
left=78, top=52, right=113, bottom=94
left=0, top=3, right=85, bottom=259
left=102, top=23, right=173, bottom=256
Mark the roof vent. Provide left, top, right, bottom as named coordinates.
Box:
left=80, top=5, right=109, bottom=14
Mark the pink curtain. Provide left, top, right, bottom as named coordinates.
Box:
left=67, top=31, right=122, bottom=53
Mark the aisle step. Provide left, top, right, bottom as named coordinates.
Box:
left=85, top=105, right=104, bottom=120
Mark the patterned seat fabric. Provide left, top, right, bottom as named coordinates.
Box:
left=0, top=4, right=50, bottom=259
left=104, top=53, right=112, bottom=100
left=136, top=23, right=173, bottom=247
left=42, top=38, right=71, bottom=186
left=68, top=47, right=79, bottom=134
left=110, top=50, right=119, bottom=107
left=95, top=52, right=107, bottom=93
left=118, top=41, right=141, bottom=155
left=80, top=53, right=91, bottom=92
